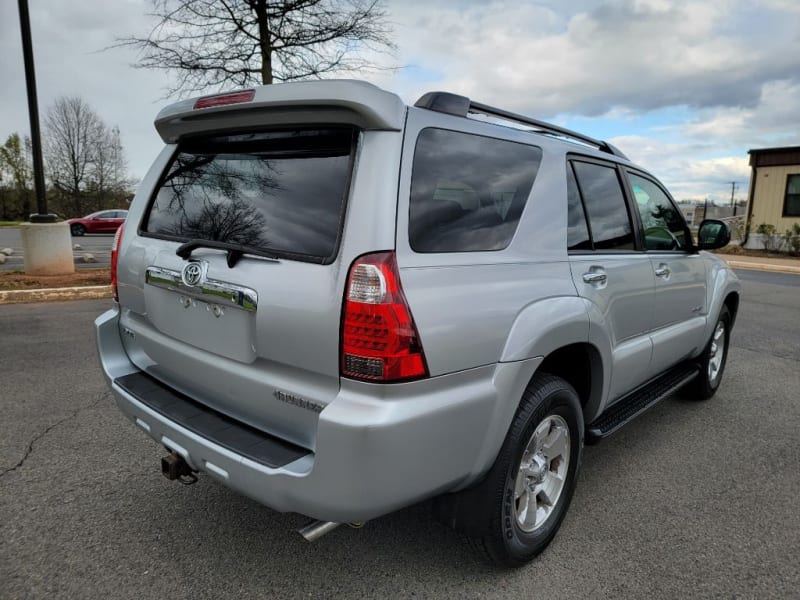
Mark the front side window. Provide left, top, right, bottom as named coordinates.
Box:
left=571, top=161, right=634, bottom=250
left=409, top=128, right=542, bottom=252
left=627, top=172, right=690, bottom=251
left=144, top=128, right=355, bottom=264
left=785, top=174, right=800, bottom=217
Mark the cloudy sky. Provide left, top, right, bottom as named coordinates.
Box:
left=2, top=0, right=799, bottom=204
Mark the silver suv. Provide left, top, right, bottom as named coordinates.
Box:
left=95, top=80, right=740, bottom=566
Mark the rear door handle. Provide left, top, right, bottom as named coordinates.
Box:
left=655, top=264, right=670, bottom=278
left=582, top=270, right=607, bottom=284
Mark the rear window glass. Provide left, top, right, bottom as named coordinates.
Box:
left=144, top=128, right=355, bottom=263
left=571, top=161, right=634, bottom=250
left=409, top=128, right=542, bottom=252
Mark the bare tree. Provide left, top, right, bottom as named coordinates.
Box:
left=44, top=97, right=104, bottom=216
left=118, top=0, right=395, bottom=96
left=91, top=125, right=131, bottom=211
left=44, top=97, right=131, bottom=216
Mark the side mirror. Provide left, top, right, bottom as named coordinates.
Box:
left=696, top=219, right=731, bottom=250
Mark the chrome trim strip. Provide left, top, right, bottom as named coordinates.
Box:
left=145, top=266, right=258, bottom=312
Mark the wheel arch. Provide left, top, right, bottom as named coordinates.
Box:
left=537, top=342, right=604, bottom=424
left=462, top=297, right=604, bottom=482
left=724, top=291, right=740, bottom=328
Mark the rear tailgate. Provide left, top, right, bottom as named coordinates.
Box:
left=116, top=85, right=404, bottom=449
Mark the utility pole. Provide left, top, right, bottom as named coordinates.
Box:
left=729, top=181, right=738, bottom=216
left=16, top=0, right=74, bottom=274
left=17, top=0, right=54, bottom=222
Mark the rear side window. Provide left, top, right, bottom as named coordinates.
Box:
left=409, top=128, right=542, bottom=252
left=566, top=165, right=591, bottom=250
left=571, top=161, right=634, bottom=250
left=144, top=128, right=355, bottom=264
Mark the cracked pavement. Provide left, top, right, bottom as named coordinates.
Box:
left=0, top=301, right=112, bottom=477
left=0, top=391, right=107, bottom=479
left=1, top=272, right=798, bottom=599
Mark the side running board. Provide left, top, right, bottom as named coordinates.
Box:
left=586, top=362, right=700, bottom=443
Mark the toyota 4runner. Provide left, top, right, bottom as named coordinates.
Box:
left=95, top=80, right=740, bottom=566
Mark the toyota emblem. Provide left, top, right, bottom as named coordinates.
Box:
left=181, top=261, right=205, bottom=287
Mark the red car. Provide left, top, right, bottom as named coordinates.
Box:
left=68, top=210, right=128, bottom=236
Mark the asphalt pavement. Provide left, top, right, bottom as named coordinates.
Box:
left=0, top=227, right=113, bottom=270
left=1, top=272, right=798, bottom=599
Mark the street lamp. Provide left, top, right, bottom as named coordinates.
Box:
left=16, top=0, right=74, bottom=274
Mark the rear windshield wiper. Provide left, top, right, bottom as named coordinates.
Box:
left=176, top=239, right=279, bottom=268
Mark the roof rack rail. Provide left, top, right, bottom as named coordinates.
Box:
left=414, top=92, right=628, bottom=160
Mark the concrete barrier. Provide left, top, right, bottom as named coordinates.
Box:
left=19, top=222, right=75, bottom=275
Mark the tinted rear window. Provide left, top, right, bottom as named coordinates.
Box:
left=571, top=161, right=634, bottom=250
left=144, top=129, right=355, bottom=263
left=409, top=128, right=542, bottom=252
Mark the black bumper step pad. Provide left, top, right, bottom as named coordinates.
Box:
left=115, top=372, right=310, bottom=469
left=587, top=362, right=699, bottom=443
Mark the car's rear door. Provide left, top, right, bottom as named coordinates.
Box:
left=566, top=158, right=656, bottom=403
left=111, top=211, right=127, bottom=230
left=96, top=211, right=118, bottom=233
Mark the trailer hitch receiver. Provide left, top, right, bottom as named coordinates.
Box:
left=161, top=452, right=198, bottom=485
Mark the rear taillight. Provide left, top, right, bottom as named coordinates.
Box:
left=341, top=252, right=428, bottom=383
left=193, top=89, right=255, bottom=109
left=111, top=223, right=124, bottom=302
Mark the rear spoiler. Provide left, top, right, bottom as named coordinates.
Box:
left=154, top=80, right=406, bottom=143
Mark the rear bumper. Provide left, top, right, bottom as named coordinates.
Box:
left=95, top=308, right=533, bottom=522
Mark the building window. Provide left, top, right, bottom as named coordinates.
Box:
left=785, top=174, right=800, bottom=217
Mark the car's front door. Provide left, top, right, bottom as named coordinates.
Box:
left=625, top=171, right=708, bottom=377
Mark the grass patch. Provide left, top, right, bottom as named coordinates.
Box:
left=0, top=268, right=110, bottom=291
left=713, top=245, right=800, bottom=261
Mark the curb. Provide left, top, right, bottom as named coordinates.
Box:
left=0, top=285, right=112, bottom=305
left=724, top=260, right=800, bottom=275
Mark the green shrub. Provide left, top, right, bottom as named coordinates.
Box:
left=784, top=223, right=800, bottom=256
left=756, top=223, right=778, bottom=251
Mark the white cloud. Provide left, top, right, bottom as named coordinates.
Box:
left=676, top=80, right=800, bottom=147
left=606, top=134, right=751, bottom=201
left=378, top=0, right=800, bottom=116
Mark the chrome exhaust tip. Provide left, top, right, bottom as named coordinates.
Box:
left=297, top=520, right=342, bottom=542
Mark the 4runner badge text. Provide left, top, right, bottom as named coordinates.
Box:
left=273, top=390, right=324, bottom=413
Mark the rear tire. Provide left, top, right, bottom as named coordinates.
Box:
left=435, top=373, right=583, bottom=567
left=690, top=306, right=731, bottom=400
left=70, top=224, right=85, bottom=236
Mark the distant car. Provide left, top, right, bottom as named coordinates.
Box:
left=68, top=210, right=128, bottom=236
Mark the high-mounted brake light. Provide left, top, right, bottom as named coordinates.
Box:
left=341, top=252, right=429, bottom=382
left=193, top=89, right=255, bottom=110
left=111, top=223, right=124, bottom=302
